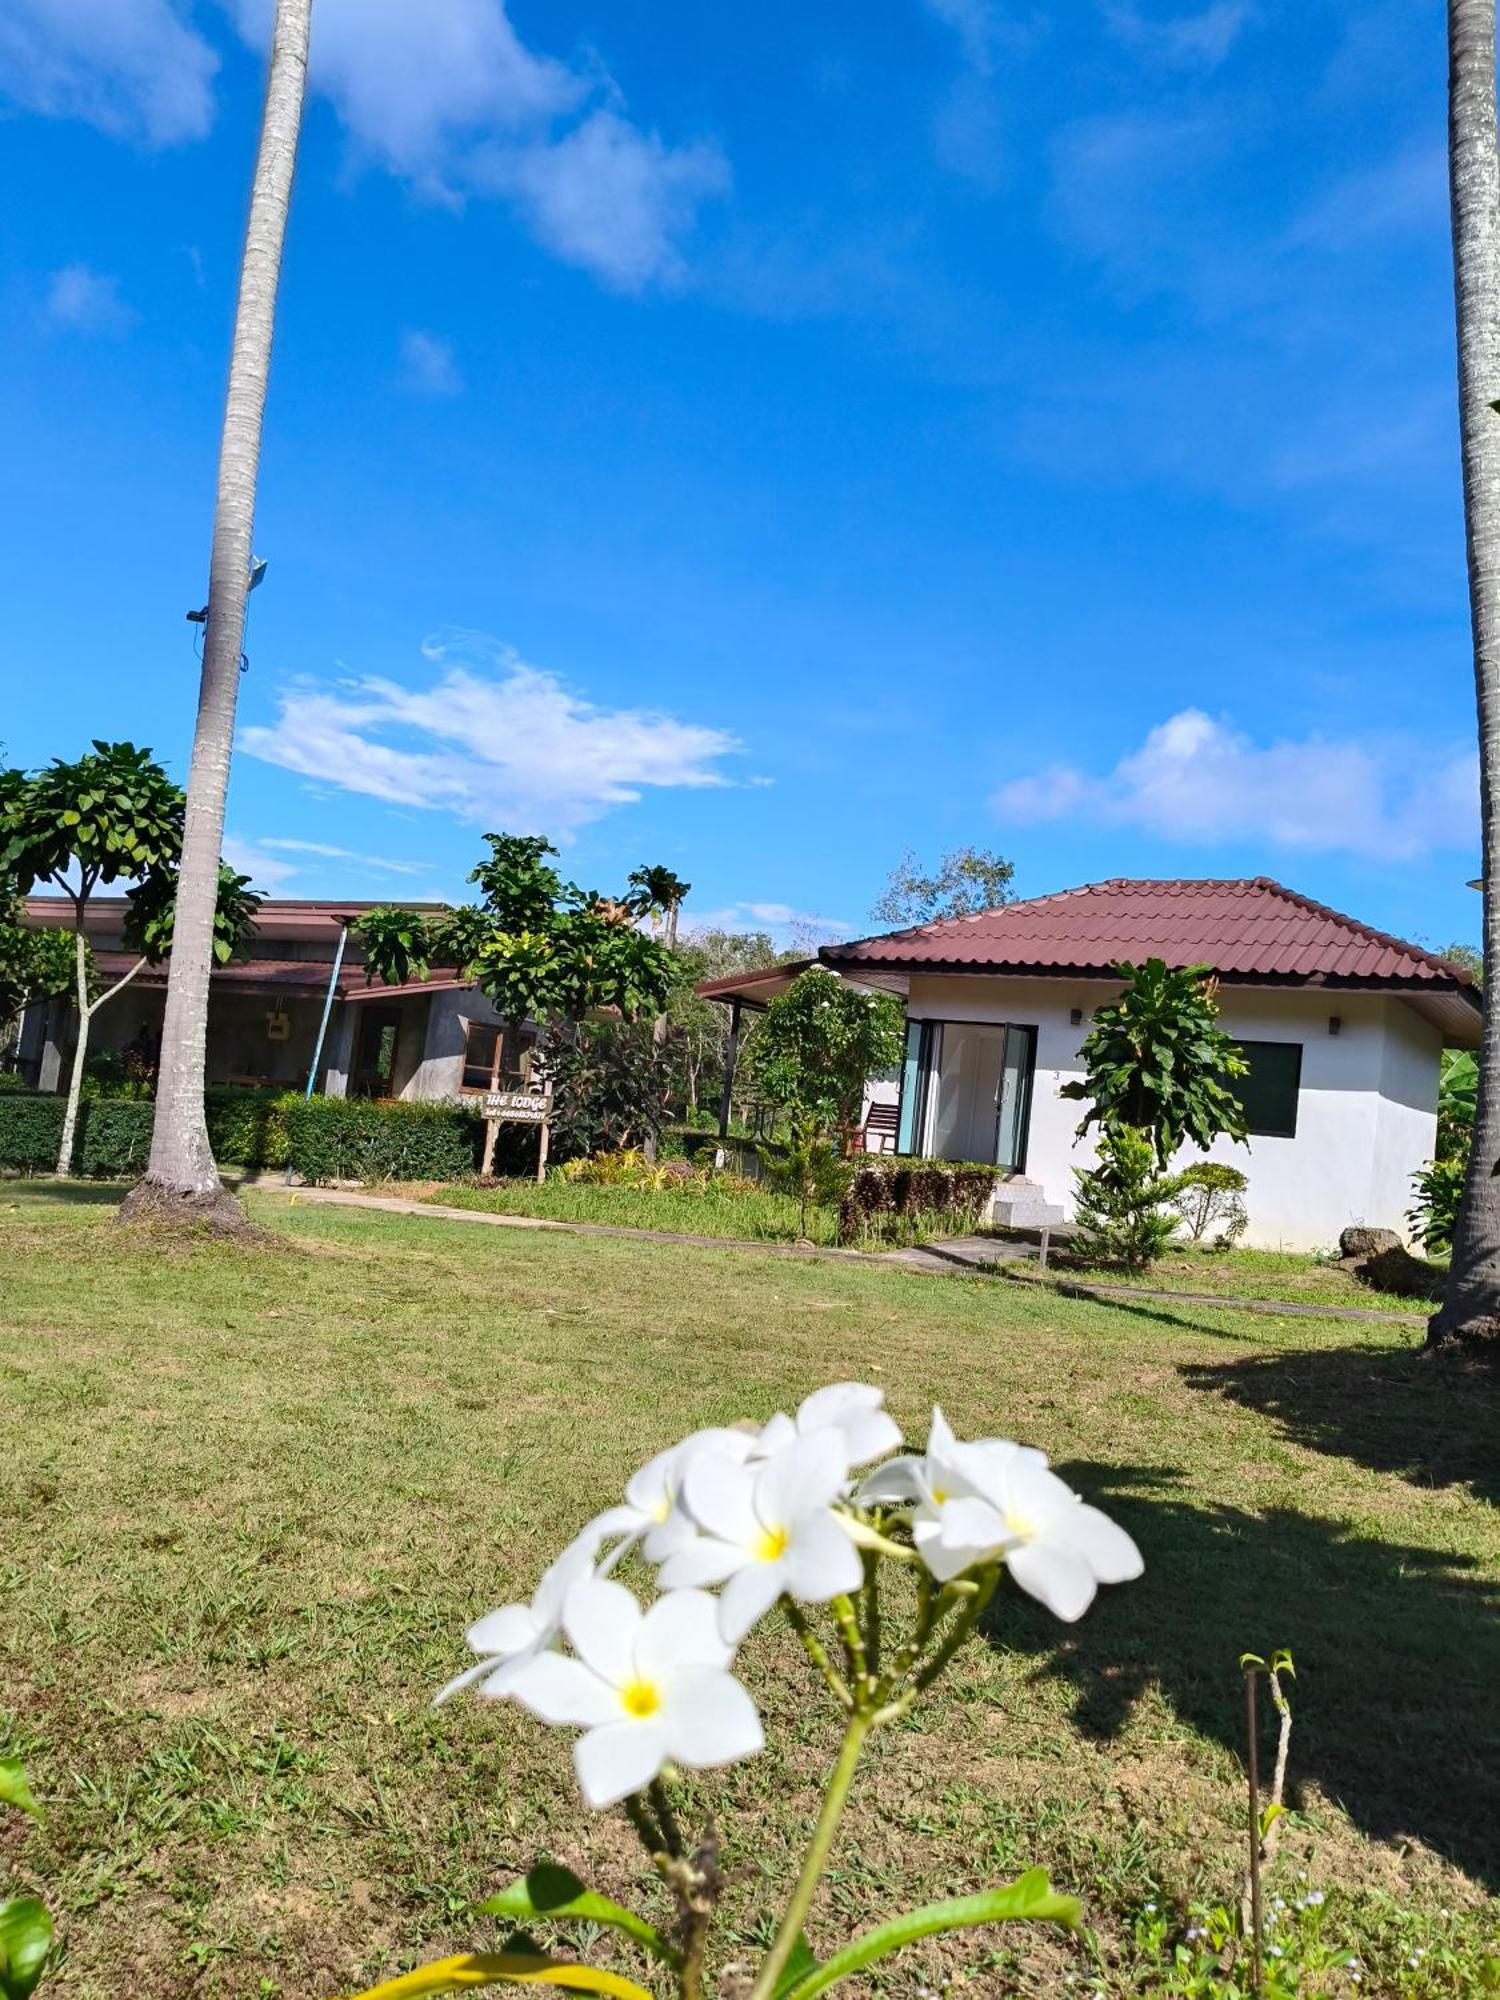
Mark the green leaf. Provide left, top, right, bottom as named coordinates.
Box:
left=478, top=1865, right=682, bottom=1971
left=781, top=1872, right=1079, bottom=2000
left=0, top=1762, right=39, bottom=1818
left=0, top=1896, right=53, bottom=2000
left=773, top=1935, right=820, bottom=1998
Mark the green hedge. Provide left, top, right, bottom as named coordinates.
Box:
left=282, top=1096, right=482, bottom=1184
left=0, top=1088, right=482, bottom=1183
left=838, top=1155, right=1001, bottom=1243
left=0, top=1086, right=299, bottom=1177
left=0, top=1093, right=66, bottom=1172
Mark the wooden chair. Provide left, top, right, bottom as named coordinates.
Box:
left=858, top=1101, right=900, bottom=1154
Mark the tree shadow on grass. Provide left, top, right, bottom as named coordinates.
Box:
left=1, top=1181, right=122, bottom=1209
left=987, top=1466, right=1500, bottom=1888
left=1181, top=1342, right=1500, bottom=1509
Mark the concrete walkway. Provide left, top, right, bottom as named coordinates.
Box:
left=252, top=1184, right=1428, bottom=1323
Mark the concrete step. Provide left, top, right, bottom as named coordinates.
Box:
left=989, top=1178, right=1066, bottom=1229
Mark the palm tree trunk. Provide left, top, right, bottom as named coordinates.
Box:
left=122, top=0, right=312, bottom=1228
left=1430, top=0, right=1500, bottom=1346
left=643, top=898, right=680, bottom=1162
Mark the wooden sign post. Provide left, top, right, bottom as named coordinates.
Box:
left=479, top=1084, right=553, bottom=1183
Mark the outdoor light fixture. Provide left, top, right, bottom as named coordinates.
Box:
left=1070, top=1007, right=1084, bottom=1027
left=1328, top=1016, right=1342, bottom=1037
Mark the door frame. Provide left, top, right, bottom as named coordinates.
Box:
left=895, top=1016, right=1038, bottom=1172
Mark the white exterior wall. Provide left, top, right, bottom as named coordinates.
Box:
left=903, top=975, right=1441, bottom=1251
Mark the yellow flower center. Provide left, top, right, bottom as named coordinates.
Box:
left=650, top=1495, right=672, bottom=1523
left=930, top=1485, right=951, bottom=1505
left=620, top=1678, right=662, bottom=1719
left=1003, top=1509, right=1036, bottom=1541
left=754, top=1524, right=790, bottom=1562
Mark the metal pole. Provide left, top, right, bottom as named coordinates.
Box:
left=285, top=915, right=350, bottom=1185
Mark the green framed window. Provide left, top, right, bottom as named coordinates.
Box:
left=1233, top=1040, right=1302, bottom=1139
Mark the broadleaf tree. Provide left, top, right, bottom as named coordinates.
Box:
left=743, top=967, right=905, bottom=1145
left=1060, top=958, right=1248, bottom=1169
left=871, top=847, right=1016, bottom=927
left=357, top=833, right=680, bottom=1091
left=0, top=742, right=184, bottom=1175
left=127, top=0, right=313, bottom=1230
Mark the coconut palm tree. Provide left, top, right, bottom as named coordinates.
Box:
left=1429, top=0, right=1500, bottom=1346
left=629, top=867, right=691, bottom=1159
left=122, top=0, right=313, bottom=1228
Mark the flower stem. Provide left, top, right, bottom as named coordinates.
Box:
left=649, top=1777, right=685, bottom=1858
left=904, top=1568, right=1000, bottom=1700
left=749, top=1709, right=873, bottom=2000
left=623, top=1791, right=665, bottom=1860
left=784, top=1601, right=852, bottom=1709
left=830, top=1593, right=868, bottom=1691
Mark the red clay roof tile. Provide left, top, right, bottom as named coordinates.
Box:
left=823, top=877, right=1477, bottom=991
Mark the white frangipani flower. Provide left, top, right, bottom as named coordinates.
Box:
left=660, top=1432, right=863, bottom=1641
left=435, top=1531, right=598, bottom=1705
left=507, top=1579, right=763, bottom=1808
left=588, top=1427, right=757, bottom=1566
left=753, top=1381, right=902, bottom=1467
left=858, top=1408, right=1142, bottom=1618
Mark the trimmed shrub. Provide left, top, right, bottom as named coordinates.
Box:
left=78, top=1098, right=154, bottom=1176
left=285, top=1095, right=482, bottom=1184
left=0, top=1093, right=65, bottom=1173
left=1174, top=1162, right=1249, bottom=1247
left=1, top=1085, right=303, bottom=1176
left=838, top=1156, right=1001, bottom=1244
left=207, top=1086, right=297, bottom=1170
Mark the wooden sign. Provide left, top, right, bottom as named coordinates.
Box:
left=482, top=1089, right=548, bottom=1123
left=480, top=1083, right=554, bottom=1182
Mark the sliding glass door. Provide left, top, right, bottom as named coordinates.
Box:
left=896, top=1019, right=1036, bottom=1171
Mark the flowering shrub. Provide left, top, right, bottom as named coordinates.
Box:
left=350, top=1385, right=1143, bottom=2000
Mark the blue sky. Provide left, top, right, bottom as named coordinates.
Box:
left=0, top=0, right=1482, bottom=952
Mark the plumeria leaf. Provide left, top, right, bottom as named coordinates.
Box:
left=0, top=1762, right=40, bottom=1818
left=773, top=1934, right=820, bottom=1997
left=781, top=1870, right=1080, bottom=2000
left=339, top=1950, right=657, bottom=2000
left=478, top=1865, right=682, bottom=1970
left=0, top=1896, right=54, bottom=2000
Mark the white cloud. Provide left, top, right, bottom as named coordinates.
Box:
left=922, top=0, right=1002, bottom=74
left=397, top=329, right=462, bottom=396
left=477, top=110, right=730, bottom=292
left=686, top=902, right=854, bottom=946
left=44, top=263, right=136, bottom=334
left=240, top=637, right=741, bottom=836
left=1100, top=1, right=1253, bottom=69
left=8, top=0, right=725, bottom=294
left=993, top=708, right=1478, bottom=862
left=221, top=837, right=300, bottom=893
left=228, top=0, right=728, bottom=292
left=257, top=839, right=426, bottom=875
left=0, top=0, right=217, bottom=145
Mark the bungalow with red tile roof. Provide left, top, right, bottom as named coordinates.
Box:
left=699, top=878, right=1482, bottom=1251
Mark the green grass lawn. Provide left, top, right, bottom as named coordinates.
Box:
left=420, top=1175, right=844, bottom=1243
left=1, top=1183, right=1497, bottom=1998
left=1004, top=1245, right=1441, bottom=1317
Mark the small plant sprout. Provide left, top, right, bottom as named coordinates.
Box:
left=347, top=1384, right=1143, bottom=2000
